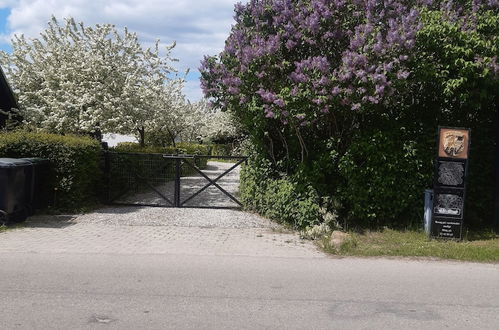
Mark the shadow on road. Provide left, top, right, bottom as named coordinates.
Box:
left=23, top=215, right=78, bottom=228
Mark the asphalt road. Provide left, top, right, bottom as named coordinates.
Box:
left=0, top=251, right=498, bottom=329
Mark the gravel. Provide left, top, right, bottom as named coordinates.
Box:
left=73, top=206, right=280, bottom=229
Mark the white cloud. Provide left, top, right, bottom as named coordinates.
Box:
left=0, top=0, right=16, bottom=9
left=2, top=0, right=240, bottom=101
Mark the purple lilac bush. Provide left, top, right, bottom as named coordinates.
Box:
left=201, top=0, right=498, bottom=228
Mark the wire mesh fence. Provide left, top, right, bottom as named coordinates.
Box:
left=105, top=152, right=176, bottom=206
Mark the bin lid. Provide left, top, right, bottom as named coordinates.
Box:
left=0, top=158, right=32, bottom=167
left=20, top=157, right=49, bottom=164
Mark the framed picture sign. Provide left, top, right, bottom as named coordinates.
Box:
left=438, top=128, right=470, bottom=159
left=431, top=127, right=470, bottom=240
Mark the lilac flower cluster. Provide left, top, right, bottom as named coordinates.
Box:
left=200, top=0, right=497, bottom=128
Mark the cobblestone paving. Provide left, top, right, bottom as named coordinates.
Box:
left=0, top=221, right=321, bottom=258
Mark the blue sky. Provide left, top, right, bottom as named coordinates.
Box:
left=0, top=1, right=240, bottom=101
left=0, top=8, right=11, bottom=52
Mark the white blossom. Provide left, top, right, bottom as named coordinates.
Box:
left=0, top=16, right=178, bottom=137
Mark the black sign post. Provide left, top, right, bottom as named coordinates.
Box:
left=431, top=127, right=470, bottom=240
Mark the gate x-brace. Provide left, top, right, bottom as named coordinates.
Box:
left=163, top=155, right=247, bottom=208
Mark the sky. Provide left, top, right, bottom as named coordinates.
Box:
left=0, top=0, right=241, bottom=102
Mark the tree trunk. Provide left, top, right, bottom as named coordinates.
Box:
left=91, top=123, right=102, bottom=142
left=167, top=129, right=176, bottom=148
left=138, top=126, right=145, bottom=148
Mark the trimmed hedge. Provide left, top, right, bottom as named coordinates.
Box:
left=0, top=131, right=102, bottom=210
left=210, top=144, right=232, bottom=157
left=112, top=142, right=210, bottom=155
left=111, top=142, right=211, bottom=169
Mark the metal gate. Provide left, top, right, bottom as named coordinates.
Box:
left=104, top=152, right=247, bottom=209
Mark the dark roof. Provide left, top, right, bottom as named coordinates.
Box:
left=0, top=66, right=17, bottom=111
left=0, top=66, right=18, bottom=127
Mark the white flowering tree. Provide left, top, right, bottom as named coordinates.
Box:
left=209, top=109, right=242, bottom=143
left=196, top=99, right=241, bottom=143
left=145, top=97, right=241, bottom=146
left=145, top=77, right=189, bottom=146
left=0, top=16, right=180, bottom=146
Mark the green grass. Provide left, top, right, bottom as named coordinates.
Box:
left=0, top=222, right=27, bottom=233
left=321, top=229, right=499, bottom=263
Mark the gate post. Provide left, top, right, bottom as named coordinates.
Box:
left=103, top=151, right=111, bottom=204
left=174, top=158, right=181, bottom=207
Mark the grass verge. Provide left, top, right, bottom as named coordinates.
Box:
left=321, top=229, right=499, bottom=263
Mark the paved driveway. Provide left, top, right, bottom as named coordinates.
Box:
left=1, top=207, right=498, bottom=329
left=0, top=207, right=321, bottom=258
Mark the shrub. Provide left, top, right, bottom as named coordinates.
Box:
left=175, top=142, right=211, bottom=157
left=201, top=1, right=498, bottom=230
left=240, top=152, right=320, bottom=228
left=210, top=144, right=232, bottom=157
left=111, top=142, right=170, bottom=154
left=337, top=129, right=431, bottom=228
left=0, top=131, right=102, bottom=211
left=113, top=142, right=210, bottom=156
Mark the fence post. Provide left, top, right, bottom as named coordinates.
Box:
left=174, top=158, right=181, bottom=207
left=103, top=151, right=111, bottom=204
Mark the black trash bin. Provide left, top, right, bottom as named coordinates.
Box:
left=21, top=158, right=50, bottom=214
left=0, top=158, right=33, bottom=224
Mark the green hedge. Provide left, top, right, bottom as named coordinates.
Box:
left=112, top=142, right=210, bottom=155
left=210, top=144, right=232, bottom=156
left=240, top=153, right=320, bottom=228
left=0, top=131, right=102, bottom=211
left=112, top=142, right=210, bottom=169
left=337, top=129, right=431, bottom=228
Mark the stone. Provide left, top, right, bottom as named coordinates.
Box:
left=329, top=231, right=350, bottom=250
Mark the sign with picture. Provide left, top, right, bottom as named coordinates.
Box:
left=433, top=188, right=465, bottom=219
left=436, top=160, right=466, bottom=188
left=431, top=127, right=470, bottom=240
left=438, top=128, right=470, bottom=159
